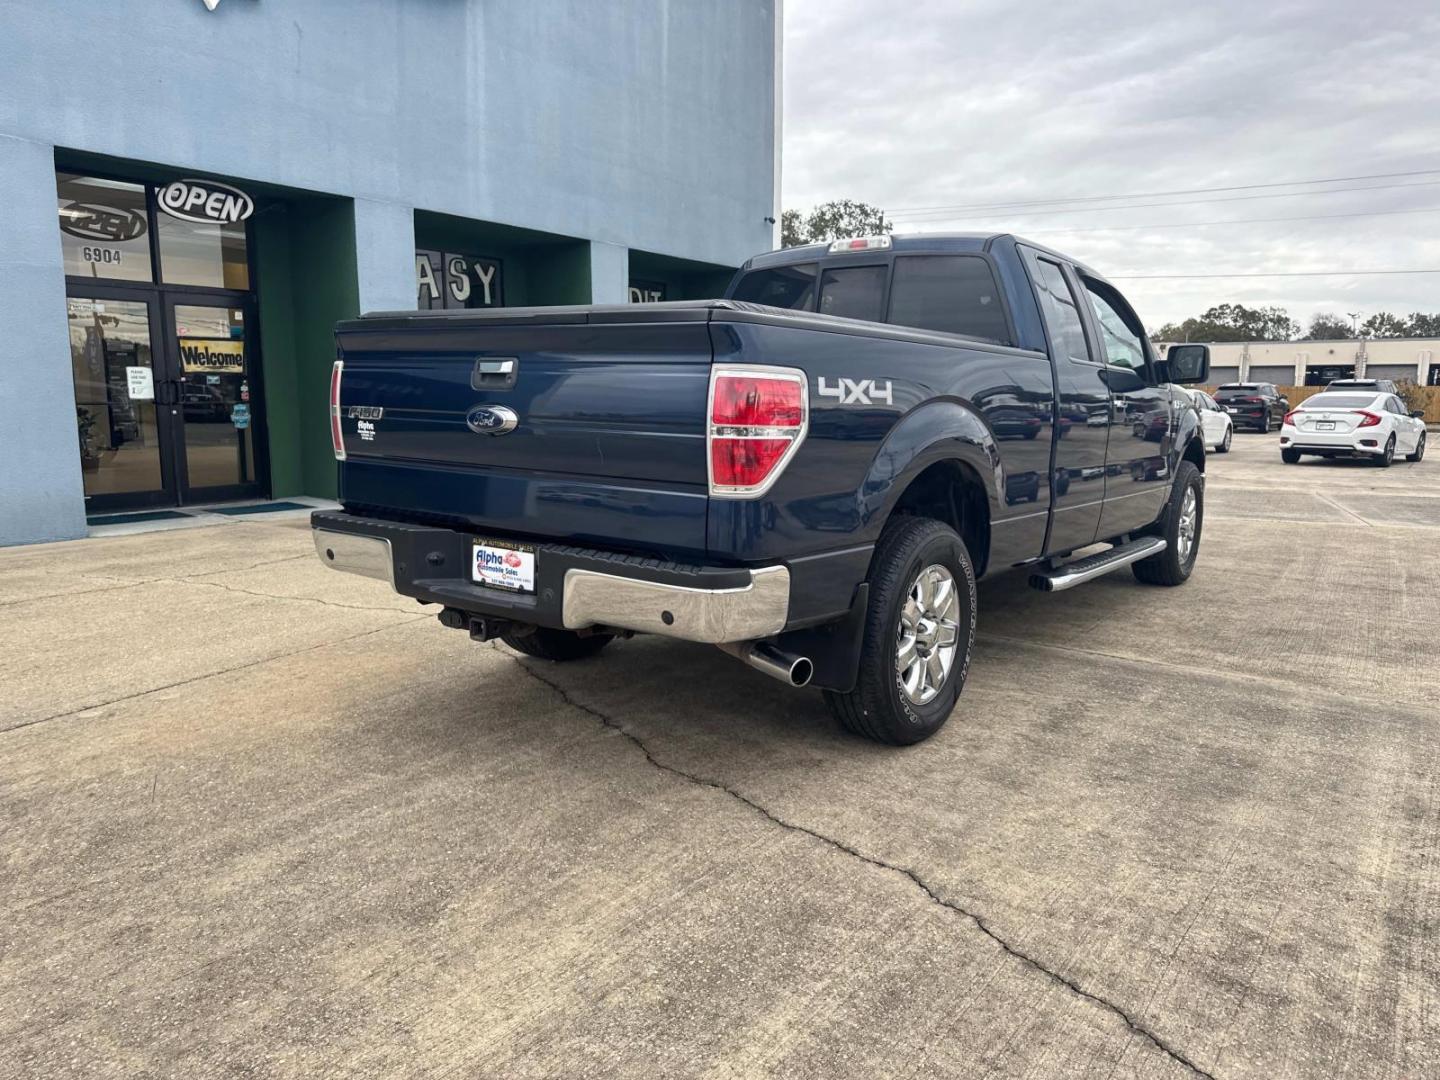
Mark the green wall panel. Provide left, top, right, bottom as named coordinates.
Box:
left=255, top=197, right=358, bottom=500
left=628, top=249, right=737, bottom=302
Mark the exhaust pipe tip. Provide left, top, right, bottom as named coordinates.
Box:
left=718, top=641, right=813, bottom=688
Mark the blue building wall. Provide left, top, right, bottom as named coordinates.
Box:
left=0, top=0, right=780, bottom=545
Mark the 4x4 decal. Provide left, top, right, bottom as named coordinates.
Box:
left=817, top=377, right=893, bottom=406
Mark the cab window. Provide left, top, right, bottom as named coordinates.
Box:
left=886, top=255, right=1011, bottom=345
left=730, top=263, right=818, bottom=310
left=1030, top=258, right=1090, bottom=365
left=1080, top=280, right=1147, bottom=371
left=818, top=265, right=887, bottom=323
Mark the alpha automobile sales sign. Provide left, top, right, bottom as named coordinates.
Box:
left=158, top=179, right=254, bottom=225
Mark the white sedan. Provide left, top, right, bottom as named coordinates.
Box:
left=1279, top=391, right=1427, bottom=467
left=1184, top=389, right=1233, bottom=453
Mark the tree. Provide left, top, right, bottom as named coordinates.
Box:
left=780, top=209, right=808, bottom=248
left=1361, top=312, right=1408, bottom=338
left=1152, top=303, right=1299, bottom=343
left=1404, top=312, right=1440, bottom=337
left=1302, top=314, right=1355, bottom=340
left=781, top=199, right=892, bottom=248
left=1395, top=379, right=1427, bottom=415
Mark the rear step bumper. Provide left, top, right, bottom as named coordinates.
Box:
left=1028, top=536, right=1168, bottom=592
left=311, top=510, right=789, bottom=644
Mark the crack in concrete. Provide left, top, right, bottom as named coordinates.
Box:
left=1, top=555, right=316, bottom=610
left=1311, top=493, right=1374, bottom=527
left=2, top=617, right=430, bottom=736
left=165, top=575, right=415, bottom=614
left=507, top=654, right=1216, bottom=1080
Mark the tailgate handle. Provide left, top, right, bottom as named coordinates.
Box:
left=472, top=357, right=518, bottom=390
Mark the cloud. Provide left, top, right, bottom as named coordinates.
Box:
left=783, top=0, right=1440, bottom=330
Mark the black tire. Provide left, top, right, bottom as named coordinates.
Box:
left=1281, top=448, right=1301, bottom=464
left=501, top=627, right=612, bottom=661
left=1406, top=432, right=1426, bottom=463
left=1374, top=435, right=1395, bottom=468
left=1132, top=460, right=1203, bottom=586
left=1216, top=427, right=1232, bottom=453
left=824, top=517, right=976, bottom=746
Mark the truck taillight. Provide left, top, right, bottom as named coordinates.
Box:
left=1355, top=410, right=1381, bottom=428
left=330, top=360, right=346, bottom=461
left=707, top=365, right=808, bottom=498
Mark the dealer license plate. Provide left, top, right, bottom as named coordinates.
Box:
left=472, top=538, right=536, bottom=593
left=1316, top=421, right=1335, bottom=431
left=1225, top=407, right=1237, bottom=414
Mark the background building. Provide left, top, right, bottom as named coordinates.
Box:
left=1156, top=339, right=1440, bottom=388
left=0, top=0, right=781, bottom=546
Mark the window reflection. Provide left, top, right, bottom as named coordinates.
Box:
left=68, top=298, right=164, bottom=497
left=56, top=175, right=153, bottom=283
left=175, top=305, right=253, bottom=489
left=158, top=214, right=249, bottom=289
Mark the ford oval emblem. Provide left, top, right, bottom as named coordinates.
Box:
left=466, top=404, right=519, bottom=435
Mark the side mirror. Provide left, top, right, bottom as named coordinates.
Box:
left=1412, top=410, right=1427, bottom=419
left=1099, top=365, right=1146, bottom=393
left=1166, top=344, right=1210, bottom=384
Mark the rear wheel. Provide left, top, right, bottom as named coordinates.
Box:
left=1281, top=448, right=1301, bottom=464
left=1133, top=460, right=1202, bottom=586
left=1216, top=427, right=1232, bottom=453
left=1406, top=432, right=1426, bottom=463
left=1374, top=435, right=1396, bottom=468
left=824, top=517, right=976, bottom=746
left=502, top=627, right=612, bottom=661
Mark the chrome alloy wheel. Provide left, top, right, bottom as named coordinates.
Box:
left=896, top=564, right=961, bottom=705
left=1177, top=485, right=1199, bottom=564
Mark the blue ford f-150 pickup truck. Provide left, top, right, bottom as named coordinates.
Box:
left=313, top=233, right=1211, bottom=744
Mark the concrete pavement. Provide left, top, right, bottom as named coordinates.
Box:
left=2, top=432, right=1437, bottom=1078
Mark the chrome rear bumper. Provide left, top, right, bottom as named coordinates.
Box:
left=312, top=523, right=789, bottom=644
left=562, top=565, right=789, bottom=643
left=313, top=529, right=394, bottom=586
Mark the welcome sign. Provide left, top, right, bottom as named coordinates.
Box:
left=179, top=338, right=245, bottom=373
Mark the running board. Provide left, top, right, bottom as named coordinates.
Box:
left=1028, top=537, right=1168, bottom=592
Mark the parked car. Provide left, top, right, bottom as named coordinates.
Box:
left=1280, top=391, right=1427, bottom=466
left=1185, top=388, right=1233, bottom=453
left=1327, top=377, right=1399, bottom=395
left=1214, top=382, right=1289, bottom=432
left=314, top=233, right=1211, bottom=745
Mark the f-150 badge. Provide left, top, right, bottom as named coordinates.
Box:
left=818, top=377, right=893, bottom=406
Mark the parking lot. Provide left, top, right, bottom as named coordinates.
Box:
left=2, top=431, right=1437, bottom=1079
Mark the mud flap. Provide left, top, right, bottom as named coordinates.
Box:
left=773, top=584, right=869, bottom=693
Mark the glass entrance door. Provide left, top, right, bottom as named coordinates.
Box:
left=67, top=292, right=175, bottom=511
left=66, top=290, right=264, bottom=512
left=166, top=297, right=263, bottom=503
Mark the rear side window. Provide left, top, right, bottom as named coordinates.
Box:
left=887, top=255, right=1011, bottom=345
left=818, top=265, right=887, bottom=322
left=730, top=263, right=818, bottom=309
left=1031, top=258, right=1090, bottom=365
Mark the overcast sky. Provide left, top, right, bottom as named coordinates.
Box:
left=782, top=0, right=1440, bottom=332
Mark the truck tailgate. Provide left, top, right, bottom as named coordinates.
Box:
left=334, top=309, right=713, bottom=558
